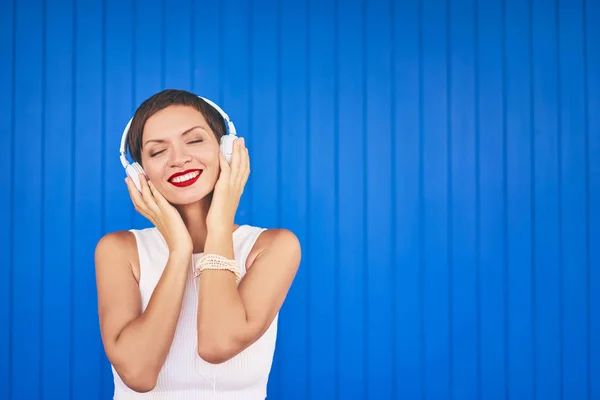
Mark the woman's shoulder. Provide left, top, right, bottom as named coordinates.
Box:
left=96, top=230, right=137, bottom=253
left=95, top=230, right=141, bottom=282
left=237, top=224, right=299, bottom=251
left=96, top=227, right=160, bottom=251
left=256, top=227, right=299, bottom=248
left=244, top=226, right=301, bottom=271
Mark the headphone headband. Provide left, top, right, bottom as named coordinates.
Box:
left=119, top=95, right=235, bottom=168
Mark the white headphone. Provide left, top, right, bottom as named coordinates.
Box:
left=119, top=95, right=238, bottom=191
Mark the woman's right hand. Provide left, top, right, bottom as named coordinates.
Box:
left=125, top=173, right=193, bottom=256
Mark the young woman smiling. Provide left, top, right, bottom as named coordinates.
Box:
left=94, top=89, right=300, bottom=399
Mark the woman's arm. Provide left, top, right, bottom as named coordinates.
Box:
left=95, top=231, right=191, bottom=392
left=196, top=227, right=300, bottom=364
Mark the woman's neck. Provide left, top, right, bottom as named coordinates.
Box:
left=176, top=198, right=211, bottom=254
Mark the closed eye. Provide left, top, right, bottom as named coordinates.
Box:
left=188, top=139, right=203, bottom=144
left=150, top=150, right=165, bottom=157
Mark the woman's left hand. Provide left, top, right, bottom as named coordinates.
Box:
left=206, top=137, right=250, bottom=233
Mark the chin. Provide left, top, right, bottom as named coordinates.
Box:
left=165, top=188, right=212, bottom=206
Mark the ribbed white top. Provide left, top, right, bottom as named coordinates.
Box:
left=111, top=225, right=278, bottom=400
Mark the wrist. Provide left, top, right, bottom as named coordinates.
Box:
left=169, top=249, right=192, bottom=264
left=204, top=230, right=234, bottom=259
left=207, top=224, right=231, bottom=237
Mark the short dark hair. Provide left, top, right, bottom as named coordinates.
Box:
left=126, top=89, right=226, bottom=165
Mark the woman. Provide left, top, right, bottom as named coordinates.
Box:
left=95, top=89, right=301, bottom=399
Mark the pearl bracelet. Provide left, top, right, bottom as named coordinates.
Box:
left=193, top=253, right=242, bottom=284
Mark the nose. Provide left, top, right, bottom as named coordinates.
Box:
left=168, top=143, right=192, bottom=168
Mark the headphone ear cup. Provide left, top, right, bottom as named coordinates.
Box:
left=126, top=162, right=145, bottom=192
left=220, top=134, right=237, bottom=164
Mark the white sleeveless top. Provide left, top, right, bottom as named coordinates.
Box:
left=111, top=225, right=278, bottom=400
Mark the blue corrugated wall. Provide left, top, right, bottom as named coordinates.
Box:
left=0, top=0, right=599, bottom=399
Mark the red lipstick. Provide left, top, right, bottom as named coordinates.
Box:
left=168, top=169, right=202, bottom=187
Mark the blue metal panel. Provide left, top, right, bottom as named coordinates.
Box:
left=72, top=0, right=104, bottom=398
left=477, top=1, right=507, bottom=398
left=393, top=1, right=423, bottom=398
left=307, top=0, right=336, bottom=399
left=12, top=0, right=43, bottom=398
left=103, top=0, right=136, bottom=396
left=164, top=0, right=192, bottom=91
left=365, top=0, right=394, bottom=398
left=532, top=1, right=561, bottom=399
left=222, top=0, right=252, bottom=226
left=249, top=2, right=281, bottom=397
left=505, top=0, right=534, bottom=398
left=587, top=1, right=600, bottom=398
left=0, top=0, right=14, bottom=397
left=337, top=0, right=367, bottom=398
left=43, top=0, right=75, bottom=397
left=278, top=1, right=309, bottom=398
left=449, top=1, right=478, bottom=399
left=559, top=1, right=589, bottom=398
left=1, top=0, right=598, bottom=399
left=422, top=0, right=450, bottom=398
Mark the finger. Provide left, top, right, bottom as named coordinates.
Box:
left=239, top=145, right=249, bottom=181
left=125, top=177, right=152, bottom=216
left=125, top=177, right=146, bottom=207
left=240, top=148, right=250, bottom=189
left=235, top=138, right=245, bottom=169
left=218, top=152, right=231, bottom=180
left=147, top=180, right=169, bottom=208
left=245, top=148, right=250, bottom=175
left=231, top=138, right=244, bottom=182
left=237, top=147, right=249, bottom=186
left=139, top=173, right=160, bottom=214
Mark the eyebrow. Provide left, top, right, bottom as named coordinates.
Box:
left=143, top=126, right=207, bottom=148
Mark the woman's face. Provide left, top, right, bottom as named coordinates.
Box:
left=139, top=105, right=221, bottom=205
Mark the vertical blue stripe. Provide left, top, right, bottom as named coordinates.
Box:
left=586, top=0, right=600, bottom=398
left=191, top=0, right=220, bottom=99
left=449, top=0, right=478, bottom=399
left=333, top=1, right=341, bottom=396
left=133, top=0, right=163, bottom=102
left=0, top=0, right=14, bottom=397
left=105, top=0, right=134, bottom=235
left=72, top=0, right=104, bottom=397
left=477, top=0, right=507, bottom=398
left=249, top=0, right=278, bottom=232
left=422, top=0, right=451, bottom=398
left=474, top=1, right=482, bottom=396
left=42, top=0, right=74, bottom=396
left=337, top=0, right=366, bottom=398
left=558, top=1, right=589, bottom=398
left=103, top=0, right=135, bottom=396
left=130, top=0, right=162, bottom=230
left=222, top=0, right=252, bottom=226
left=505, top=0, right=534, bottom=398
left=249, top=2, right=280, bottom=397
left=531, top=0, right=561, bottom=397
left=164, top=0, right=192, bottom=91
left=365, top=0, right=394, bottom=396
left=278, top=1, right=309, bottom=398
left=12, top=0, right=44, bottom=397
left=389, top=0, right=397, bottom=396
left=393, top=0, right=423, bottom=398
left=307, top=0, right=337, bottom=397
